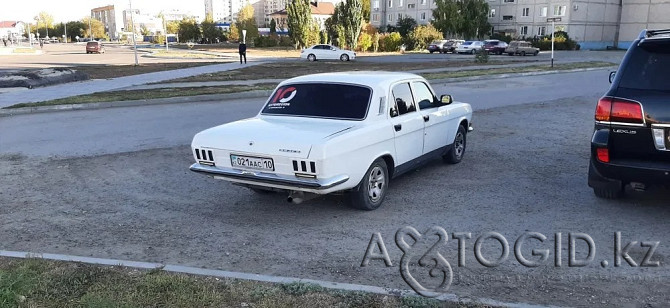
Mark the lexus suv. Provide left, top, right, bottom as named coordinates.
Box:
left=588, top=29, right=670, bottom=198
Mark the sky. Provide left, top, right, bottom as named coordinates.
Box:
left=1, top=0, right=205, bottom=23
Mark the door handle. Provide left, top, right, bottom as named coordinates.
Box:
left=423, top=115, right=430, bottom=122
left=394, top=124, right=402, bottom=131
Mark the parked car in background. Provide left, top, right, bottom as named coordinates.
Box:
left=483, top=40, right=508, bottom=55
left=455, top=41, right=484, bottom=54
left=505, top=41, right=539, bottom=56
left=441, top=40, right=465, bottom=53
left=189, top=72, right=473, bottom=210
left=588, top=28, right=670, bottom=199
left=300, top=44, right=356, bottom=61
left=427, top=40, right=449, bottom=53
left=85, top=41, right=105, bottom=54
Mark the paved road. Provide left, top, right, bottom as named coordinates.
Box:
left=0, top=69, right=611, bottom=158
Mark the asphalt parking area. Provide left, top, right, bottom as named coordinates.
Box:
left=1, top=95, right=668, bottom=307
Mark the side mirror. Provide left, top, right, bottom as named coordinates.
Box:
left=440, top=94, right=453, bottom=105
left=608, top=71, right=616, bottom=84
left=390, top=108, right=398, bottom=117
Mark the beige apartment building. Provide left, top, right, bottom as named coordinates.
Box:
left=371, top=0, right=670, bottom=49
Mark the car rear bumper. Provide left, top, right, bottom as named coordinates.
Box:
left=189, top=163, right=350, bottom=190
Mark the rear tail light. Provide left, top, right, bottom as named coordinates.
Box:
left=595, top=97, right=644, bottom=124
left=596, top=148, right=610, bottom=163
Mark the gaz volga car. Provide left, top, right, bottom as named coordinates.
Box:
left=189, top=72, right=473, bottom=210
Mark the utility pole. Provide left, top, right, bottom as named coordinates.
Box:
left=27, top=23, right=32, bottom=46
left=63, top=22, right=67, bottom=43
left=546, top=17, right=561, bottom=68
left=89, top=16, right=92, bottom=40
left=163, top=15, right=168, bottom=52
left=130, top=0, right=139, bottom=65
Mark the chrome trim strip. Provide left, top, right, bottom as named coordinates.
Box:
left=651, top=124, right=670, bottom=128
left=595, top=121, right=646, bottom=127
left=189, top=163, right=349, bottom=189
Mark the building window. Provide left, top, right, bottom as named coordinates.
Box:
left=520, top=26, right=528, bottom=36
left=554, top=5, right=566, bottom=16
left=388, top=14, right=393, bottom=21
left=373, top=14, right=380, bottom=21
left=537, top=26, right=546, bottom=36
left=421, top=12, right=426, bottom=20
left=502, top=15, right=514, bottom=20
left=540, top=7, right=547, bottom=17
left=408, top=4, right=415, bottom=8
left=421, top=0, right=426, bottom=4
left=399, top=0, right=403, bottom=6
left=489, top=9, right=496, bottom=17
left=374, top=0, right=379, bottom=8
left=503, top=0, right=514, bottom=2
left=388, top=0, right=392, bottom=8
left=522, top=8, right=529, bottom=16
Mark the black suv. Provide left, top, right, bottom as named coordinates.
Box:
left=588, top=29, right=670, bottom=198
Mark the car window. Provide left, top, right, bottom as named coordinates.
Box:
left=411, top=82, right=437, bottom=109
left=391, top=82, right=416, bottom=117
left=261, top=83, right=371, bottom=120
left=618, top=40, right=670, bottom=92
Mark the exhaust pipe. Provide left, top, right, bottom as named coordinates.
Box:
left=630, top=182, right=646, bottom=192
left=287, top=191, right=317, bottom=204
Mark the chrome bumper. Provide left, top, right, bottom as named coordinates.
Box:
left=189, top=163, right=349, bottom=190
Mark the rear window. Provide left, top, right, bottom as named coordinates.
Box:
left=462, top=41, right=473, bottom=45
left=261, top=83, right=372, bottom=120
left=619, top=40, right=670, bottom=92
left=87, top=42, right=98, bottom=47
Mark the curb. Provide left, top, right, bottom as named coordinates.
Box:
left=0, top=90, right=274, bottom=117
left=0, top=250, right=560, bottom=308
left=0, top=67, right=614, bottom=117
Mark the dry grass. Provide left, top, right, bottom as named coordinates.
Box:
left=69, top=62, right=219, bottom=79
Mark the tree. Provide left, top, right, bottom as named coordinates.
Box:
left=357, top=32, right=372, bottom=51
left=166, top=21, right=180, bottom=35
left=396, top=16, right=417, bottom=37
left=65, top=21, right=85, bottom=42
left=140, top=24, right=151, bottom=36
left=235, top=4, right=259, bottom=43
left=432, top=0, right=489, bottom=39
left=178, top=18, right=201, bottom=42
left=34, top=11, right=54, bottom=37
left=407, top=24, right=442, bottom=50
left=342, top=0, right=363, bottom=49
left=202, top=14, right=224, bottom=43
left=361, top=0, right=371, bottom=23
left=431, top=0, right=461, bottom=38
left=228, top=23, right=240, bottom=41
left=270, top=19, right=277, bottom=35
left=81, top=17, right=107, bottom=39
left=286, top=0, right=312, bottom=48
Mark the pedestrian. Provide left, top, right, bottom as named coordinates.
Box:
left=39, top=39, right=43, bottom=49
left=238, top=42, right=247, bottom=64
left=2, top=38, right=7, bottom=47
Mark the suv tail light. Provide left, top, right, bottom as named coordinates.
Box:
left=595, top=97, right=644, bottom=124
left=596, top=148, right=610, bottom=163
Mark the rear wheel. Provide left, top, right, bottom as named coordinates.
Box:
left=307, top=54, right=316, bottom=61
left=340, top=54, right=349, bottom=61
left=429, top=50, right=434, bottom=54
left=508, top=52, right=513, bottom=56
left=444, top=125, right=467, bottom=164
left=534, top=51, right=539, bottom=56
left=521, top=51, right=526, bottom=56
left=350, top=159, right=389, bottom=211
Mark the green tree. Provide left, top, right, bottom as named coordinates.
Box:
left=342, top=0, right=363, bottom=49
left=202, top=14, right=224, bottom=43
left=269, top=19, right=277, bottom=35
left=64, top=21, right=85, bottom=42
left=431, top=0, right=461, bottom=38
left=166, top=21, right=180, bottom=34
left=235, top=4, right=259, bottom=43
left=407, top=24, right=443, bottom=50
left=286, top=0, right=312, bottom=48
left=140, top=24, right=151, bottom=36
left=460, top=0, right=490, bottom=39
left=372, top=32, right=380, bottom=52
left=34, top=11, right=54, bottom=38
left=228, top=23, right=240, bottom=41
left=357, top=32, right=372, bottom=51
left=361, top=0, right=371, bottom=23
left=178, top=18, right=201, bottom=42
left=383, top=31, right=402, bottom=51
left=81, top=17, right=107, bottom=39
left=396, top=16, right=417, bottom=37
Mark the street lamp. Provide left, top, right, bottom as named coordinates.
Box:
left=546, top=17, right=561, bottom=68
left=129, top=0, right=139, bottom=65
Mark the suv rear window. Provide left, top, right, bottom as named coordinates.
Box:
left=261, top=83, right=372, bottom=120
left=618, top=40, right=670, bottom=92
left=87, top=42, right=98, bottom=47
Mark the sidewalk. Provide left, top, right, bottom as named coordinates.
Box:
left=0, top=61, right=264, bottom=109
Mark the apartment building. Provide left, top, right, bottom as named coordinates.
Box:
left=370, top=0, right=437, bottom=28
left=91, top=5, right=124, bottom=40
left=371, top=0, right=670, bottom=49
left=205, top=0, right=267, bottom=26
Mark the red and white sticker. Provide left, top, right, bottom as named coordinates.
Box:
left=268, top=87, right=297, bottom=108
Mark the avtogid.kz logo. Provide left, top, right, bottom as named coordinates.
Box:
left=361, top=226, right=661, bottom=297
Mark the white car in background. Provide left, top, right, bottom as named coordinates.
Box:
left=189, top=72, right=473, bottom=210
left=455, top=41, right=484, bottom=54
left=300, top=44, right=356, bottom=61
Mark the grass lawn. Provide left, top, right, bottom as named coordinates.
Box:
left=69, top=62, right=221, bottom=80
left=421, top=61, right=614, bottom=80
left=148, top=50, right=229, bottom=59
left=163, top=60, right=534, bottom=83
left=4, top=84, right=277, bottom=109
left=0, top=257, right=488, bottom=308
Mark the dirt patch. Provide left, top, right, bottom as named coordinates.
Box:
left=69, top=62, right=217, bottom=79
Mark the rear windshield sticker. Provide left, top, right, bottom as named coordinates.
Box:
left=268, top=87, right=297, bottom=108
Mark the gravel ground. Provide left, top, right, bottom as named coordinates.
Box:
left=1, top=95, right=668, bottom=307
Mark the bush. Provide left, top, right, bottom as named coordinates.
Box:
left=490, top=33, right=512, bottom=43
left=406, top=24, right=442, bottom=51
left=254, top=35, right=278, bottom=47
left=381, top=32, right=402, bottom=52
left=372, top=32, right=380, bottom=52
left=357, top=32, right=372, bottom=51
left=474, top=49, right=489, bottom=63
left=526, top=31, right=578, bottom=50
left=278, top=35, right=293, bottom=47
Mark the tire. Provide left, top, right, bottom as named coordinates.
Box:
left=429, top=50, right=434, bottom=54
left=521, top=51, right=526, bottom=56
left=471, top=49, right=476, bottom=54
left=307, top=54, right=316, bottom=61
left=593, top=187, right=623, bottom=199
left=340, top=54, right=349, bottom=61
left=498, top=50, right=503, bottom=55
left=534, top=51, right=539, bottom=56
left=508, top=52, right=513, bottom=56
left=443, top=125, right=467, bottom=164
left=350, top=159, right=389, bottom=211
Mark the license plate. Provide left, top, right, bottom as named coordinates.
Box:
left=230, top=154, right=274, bottom=171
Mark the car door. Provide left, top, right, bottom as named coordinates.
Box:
left=312, top=45, right=325, bottom=58
left=327, top=46, right=340, bottom=59
left=389, top=82, right=425, bottom=166
left=412, top=81, right=453, bottom=154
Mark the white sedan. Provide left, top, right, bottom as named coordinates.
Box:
left=189, top=72, right=473, bottom=210
left=300, top=44, right=356, bottom=61
left=455, top=41, right=484, bottom=54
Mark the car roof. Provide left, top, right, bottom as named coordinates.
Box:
left=280, top=71, right=423, bottom=88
